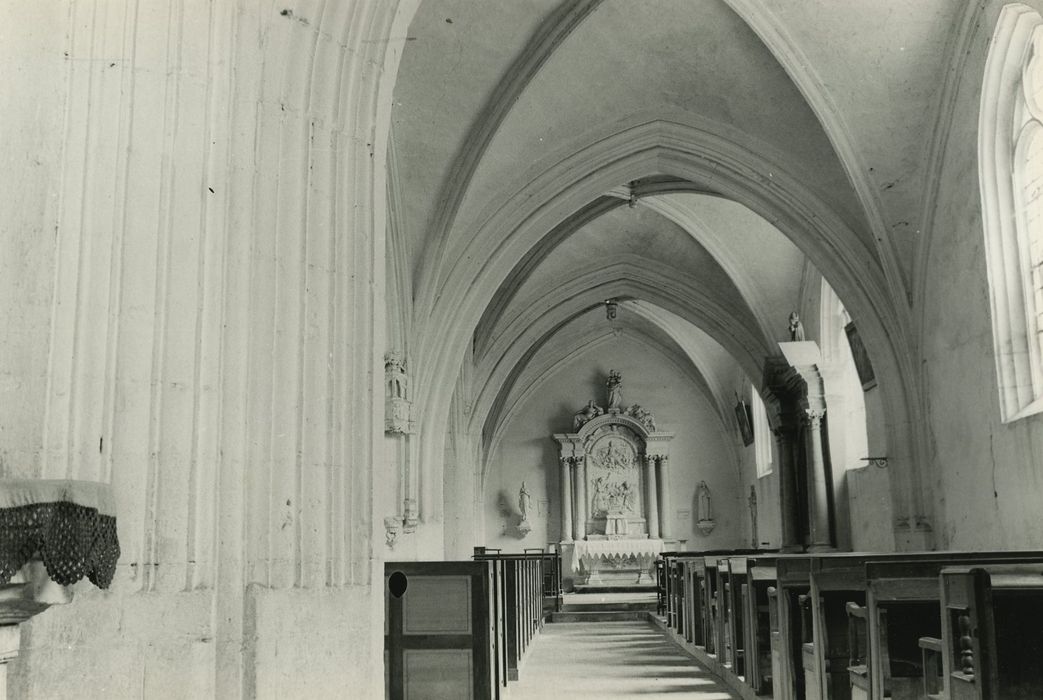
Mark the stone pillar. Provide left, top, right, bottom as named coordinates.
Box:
left=656, top=456, right=671, bottom=540
left=560, top=457, right=574, bottom=542
left=775, top=425, right=802, bottom=552
left=804, top=410, right=834, bottom=551
left=645, top=455, right=660, bottom=539
left=574, top=456, right=588, bottom=541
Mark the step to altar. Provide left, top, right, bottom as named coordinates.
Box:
left=573, top=582, right=656, bottom=594
left=548, top=610, right=655, bottom=623
left=559, top=591, right=658, bottom=614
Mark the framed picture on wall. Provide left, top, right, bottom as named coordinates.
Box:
left=845, top=321, right=877, bottom=390
left=735, top=399, right=754, bottom=446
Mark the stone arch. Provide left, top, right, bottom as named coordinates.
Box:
left=410, top=117, right=927, bottom=547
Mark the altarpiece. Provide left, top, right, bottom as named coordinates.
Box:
left=554, top=372, right=675, bottom=586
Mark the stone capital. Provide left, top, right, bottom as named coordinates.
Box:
left=802, top=409, right=826, bottom=429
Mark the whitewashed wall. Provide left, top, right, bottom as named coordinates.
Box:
left=918, top=0, right=1043, bottom=550
left=0, top=1, right=418, bottom=697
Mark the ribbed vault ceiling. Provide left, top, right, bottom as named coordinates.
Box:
left=389, top=0, right=969, bottom=480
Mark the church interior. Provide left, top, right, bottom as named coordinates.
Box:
left=3, top=0, right=1043, bottom=698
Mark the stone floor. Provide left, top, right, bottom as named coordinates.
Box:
left=506, top=620, right=739, bottom=699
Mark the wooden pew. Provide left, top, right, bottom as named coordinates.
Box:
left=681, top=556, right=706, bottom=646
left=862, top=552, right=1043, bottom=700
left=846, top=601, right=870, bottom=700
left=940, top=563, right=1043, bottom=700
left=655, top=558, right=667, bottom=615
left=736, top=554, right=779, bottom=695
left=525, top=547, right=563, bottom=614
left=717, top=555, right=746, bottom=675
left=808, top=553, right=879, bottom=700
left=472, top=550, right=546, bottom=686
left=773, top=555, right=813, bottom=700
left=660, top=550, right=685, bottom=631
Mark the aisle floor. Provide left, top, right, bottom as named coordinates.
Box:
left=506, top=621, right=740, bottom=699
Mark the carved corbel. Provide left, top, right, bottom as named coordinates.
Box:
left=384, top=516, right=402, bottom=549
left=402, top=498, right=418, bottom=533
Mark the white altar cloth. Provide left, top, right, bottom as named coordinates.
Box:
left=568, top=538, right=664, bottom=573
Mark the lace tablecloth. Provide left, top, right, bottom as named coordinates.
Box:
left=568, top=538, right=664, bottom=573
left=0, top=479, right=119, bottom=588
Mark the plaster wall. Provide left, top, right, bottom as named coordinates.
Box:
left=919, top=0, right=1043, bottom=550
left=0, top=3, right=65, bottom=481
left=481, top=337, right=746, bottom=552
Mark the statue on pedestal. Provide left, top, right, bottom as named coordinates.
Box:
left=517, top=482, right=533, bottom=536
left=788, top=312, right=806, bottom=341
left=607, top=370, right=623, bottom=409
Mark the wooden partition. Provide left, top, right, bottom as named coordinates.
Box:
left=940, top=563, right=1043, bottom=700
left=385, top=561, right=497, bottom=700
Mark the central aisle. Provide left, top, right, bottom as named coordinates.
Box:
left=507, top=620, right=740, bottom=699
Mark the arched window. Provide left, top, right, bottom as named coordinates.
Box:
left=980, top=4, right=1043, bottom=422
left=751, top=390, right=772, bottom=477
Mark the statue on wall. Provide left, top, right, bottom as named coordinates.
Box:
left=788, top=312, right=806, bottom=341
left=518, top=481, right=532, bottom=521
left=573, top=399, right=604, bottom=431
left=696, top=481, right=715, bottom=535
left=607, top=370, right=623, bottom=409
left=517, top=482, right=532, bottom=537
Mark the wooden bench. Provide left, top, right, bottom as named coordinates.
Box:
left=861, top=552, right=1043, bottom=700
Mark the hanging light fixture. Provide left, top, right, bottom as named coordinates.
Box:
left=605, top=299, right=618, bottom=321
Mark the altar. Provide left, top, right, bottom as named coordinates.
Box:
left=568, top=538, right=664, bottom=585
left=554, top=371, right=675, bottom=587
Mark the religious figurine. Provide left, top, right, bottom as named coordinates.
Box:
left=518, top=481, right=532, bottom=521
left=573, top=399, right=603, bottom=431
left=696, top=481, right=715, bottom=535
left=607, top=370, right=623, bottom=409
left=788, top=312, right=806, bottom=341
